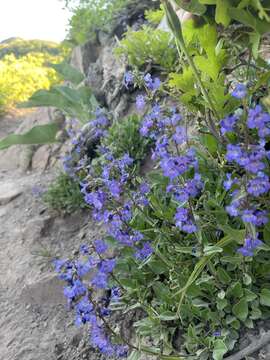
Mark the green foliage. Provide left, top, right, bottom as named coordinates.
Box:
left=102, top=114, right=151, bottom=163
left=20, top=62, right=98, bottom=124
left=0, top=123, right=60, bottom=150
left=63, top=0, right=130, bottom=44
left=43, top=172, right=87, bottom=214
left=0, top=37, right=65, bottom=59
left=145, top=6, right=165, bottom=25
left=115, top=26, right=177, bottom=70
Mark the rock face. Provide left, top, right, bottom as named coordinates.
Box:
left=70, top=0, right=159, bottom=121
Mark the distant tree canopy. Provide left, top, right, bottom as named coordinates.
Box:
left=0, top=38, right=68, bottom=113
left=0, top=38, right=64, bottom=59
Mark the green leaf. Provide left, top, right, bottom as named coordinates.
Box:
left=243, top=273, right=252, bottom=286
left=49, top=62, right=84, bottom=85
left=249, top=32, right=261, bottom=59
left=217, top=298, right=228, bottom=311
left=174, top=0, right=206, bottom=15
left=244, top=289, right=257, bottom=302
left=159, top=311, right=179, bottom=321
left=200, top=133, right=218, bottom=154
left=232, top=298, right=248, bottom=321
left=217, top=267, right=232, bottom=284
left=215, top=0, right=231, bottom=26
left=148, top=260, right=168, bottom=275
left=260, top=288, right=270, bottom=306
left=0, top=123, right=59, bottom=150
left=263, top=219, right=270, bottom=245
left=213, top=339, right=228, bottom=360
left=127, top=350, right=141, bottom=360
left=228, top=7, right=270, bottom=34
left=227, top=282, right=243, bottom=298
left=250, top=307, right=262, bottom=320
left=203, top=245, right=223, bottom=256
left=163, top=0, right=183, bottom=41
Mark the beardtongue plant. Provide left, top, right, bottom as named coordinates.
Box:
left=54, top=3, right=270, bottom=360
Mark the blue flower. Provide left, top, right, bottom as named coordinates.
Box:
left=136, top=95, right=146, bottom=111
left=144, top=73, right=161, bottom=91
left=247, top=172, right=270, bottom=197
left=237, top=235, right=263, bottom=257
left=135, top=242, right=153, bottom=260
left=124, top=71, right=134, bottom=88
left=94, top=240, right=108, bottom=255
left=220, top=115, right=238, bottom=135
left=231, top=84, right=247, bottom=99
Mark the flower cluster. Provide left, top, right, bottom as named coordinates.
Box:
left=54, top=245, right=128, bottom=357
left=222, top=85, right=270, bottom=255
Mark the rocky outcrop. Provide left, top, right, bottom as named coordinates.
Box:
left=70, top=0, right=159, bottom=121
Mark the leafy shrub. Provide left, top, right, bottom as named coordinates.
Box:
left=63, top=0, right=130, bottom=44
left=102, top=114, right=151, bottom=164
left=115, top=26, right=177, bottom=70
left=49, top=2, right=270, bottom=360
left=43, top=172, right=87, bottom=213
left=144, top=6, right=164, bottom=25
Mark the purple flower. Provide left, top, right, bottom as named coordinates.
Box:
left=231, top=84, right=247, bottom=99
left=106, top=180, right=121, bottom=199
left=223, top=173, right=237, bottom=191
left=135, top=242, right=153, bottom=260
left=136, top=95, right=146, bottom=111
left=64, top=279, right=86, bottom=300
left=124, top=71, right=133, bottom=88
left=226, top=199, right=240, bottom=217
left=237, top=235, right=263, bottom=257
left=220, top=115, right=238, bottom=135
left=226, top=144, right=244, bottom=163
left=172, top=126, right=187, bottom=144
left=75, top=297, right=94, bottom=326
left=80, top=244, right=89, bottom=255
left=94, top=240, right=108, bottom=255
left=144, top=73, right=161, bottom=91
left=91, top=272, right=108, bottom=289
left=247, top=172, right=270, bottom=197
left=99, top=259, right=116, bottom=274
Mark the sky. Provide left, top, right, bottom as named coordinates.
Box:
left=0, top=0, right=71, bottom=43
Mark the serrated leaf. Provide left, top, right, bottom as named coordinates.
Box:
left=260, top=288, right=270, bottom=306
left=0, top=123, right=59, bottom=150
left=232, top=298, right=248, bottom=321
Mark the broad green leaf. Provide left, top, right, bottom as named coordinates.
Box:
left=244, top=289, right=257, bottom=302
left=213, top=339, right=228, bottom=360
left=217, top=298, right=228, bottom=311
left=227, top=282, right=243, bottom=298
left=49, top=62, right=84, bottom=85
left=215, top=0, right=231, bottom=26
left=0, top=123, right=59, bottom=150
left=200, top=133, right=218, bottom=154
left=228, top=7, right=270, bottom=34
left=250, top=307, right=262, bottom=319
left=174, top=0, right=206, bottom=15
left=232, top=298, right=248, bottom=321
left=163, top=0, right=183, bottom=41
left=260, top=288, right=270, bottom=306
left=197, top=24, right=217, bottom=57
